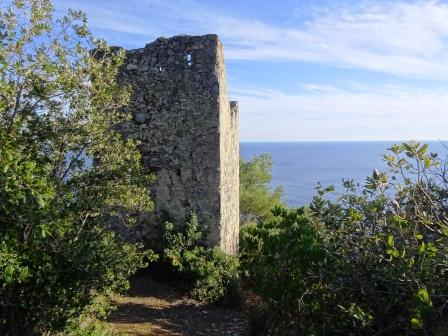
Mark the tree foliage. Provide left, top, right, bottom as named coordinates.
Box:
left=240, top=154, right=284, bottom=225
left=163, top=214, right=240, bottom=304
left=241, top=142, right=448, bottom=335
left=0, top=1, right=153, bottom=334
left=240, top=207, right=327, bottom=334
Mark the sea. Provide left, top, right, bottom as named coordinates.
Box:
left=240, top=141, right=448, bottom=207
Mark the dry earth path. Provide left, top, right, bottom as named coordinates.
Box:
left=108, top=275, right=249, bottom=336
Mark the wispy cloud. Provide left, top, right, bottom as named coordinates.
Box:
left=52, top=0, right=448, bottom=141
left=234, top=84, right=448, bottom=141
left=55, top=0, right=448, bottom=78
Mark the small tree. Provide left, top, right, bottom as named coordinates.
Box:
left=0, top=1, right=153, bottom=334
left=240, top=154, right=284, bottom=225
left=310, top=142, right=448, bottom=334
left=241, top=142, right=448, bottom=335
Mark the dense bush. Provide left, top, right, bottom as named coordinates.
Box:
left=0, top=1, right=153, bottom=334
left=60, top=316, right=114, bottom=336
left=241, top=142, right=448, bottom=335
left=240, top=154, right=284, bottom=225
left=58, top=294, right=120, bottom=336
left=163, top=213, right=240, bottom=304
left=240, top=207, right=329, bottom=334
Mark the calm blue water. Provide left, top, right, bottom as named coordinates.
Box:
left=240, top=142, right=447, bottom=207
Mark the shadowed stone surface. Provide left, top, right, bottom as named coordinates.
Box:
left=116, top=34, right=239, bottom=254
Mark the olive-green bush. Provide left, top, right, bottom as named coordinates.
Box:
left=241, top=142, right=448, bottom=335
left=240, top=207, right=333, bottom=334
left=163, top=213, right=240, bottom=304
left=0, top=1, right=154, bottom=334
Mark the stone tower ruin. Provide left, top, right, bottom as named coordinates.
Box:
left=117, top=34, right=239, bottom=255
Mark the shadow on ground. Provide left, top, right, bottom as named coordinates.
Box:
left=108, top=275, right=248, bottom=336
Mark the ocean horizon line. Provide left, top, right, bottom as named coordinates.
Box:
left=240, top=139, right=448, bottom=144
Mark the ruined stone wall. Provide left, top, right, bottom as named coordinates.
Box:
left=117, top=34, right=239, bottom=254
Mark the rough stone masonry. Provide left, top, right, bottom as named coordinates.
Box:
left=117, top=34, right=239, bottom=255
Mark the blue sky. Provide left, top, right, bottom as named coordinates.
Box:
left=54, top=0, right=448, bottom=141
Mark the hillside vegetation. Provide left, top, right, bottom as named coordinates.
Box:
left=1, top=1, right=448, bottom=336
left=240, top=142, right=448, bottom=335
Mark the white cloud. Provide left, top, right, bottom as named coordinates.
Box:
left=55, top=0, right=448, bottom=78
left=52, top=0, right=448, bottom=141
left=234, top=85, right=448, bottom=141
left=221, top=1, right=448, bottom=78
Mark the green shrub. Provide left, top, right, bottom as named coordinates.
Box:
left=241, top=142, right=448, bottom=335
left=62, top=320, right=113, bottom=336
left=59, top=295, right=121, bottom=336
left=240, top=207, right=333, bottom=334
left=163, top=213, right=240, bottom=304
left=0, top=1, right=153, bottom=334
left=312, top=142, right=448, bottom=334
left=0, top=133, right=152, bottom=335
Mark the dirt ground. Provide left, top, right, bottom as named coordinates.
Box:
left=108, top=275, right=249, bottom=336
